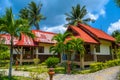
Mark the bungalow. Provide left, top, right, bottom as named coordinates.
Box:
left=65, top=23, right=115, bottom=65
left=0, top=23, right=116, bottom=66
left=0, top=30, right=60, bottom=65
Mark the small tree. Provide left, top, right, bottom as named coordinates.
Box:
left=50, top=32, right=71, bottom=62
left=67, top=37, right=85, bottom=69
left=0, top=8, right=34, bottom=79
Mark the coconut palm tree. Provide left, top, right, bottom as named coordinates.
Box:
left=114, top=0, right=120, bottom=7
left=19, top=7, right=29, bottom=20
left=65, top=4, right=94, bottom=26
left=0, top=8, right=34, bottom=80
left=19, top=1, right=46, bottom=30
left=67, top=37, right=85, bottom=69
left=50, top=32, right=71, bottom=62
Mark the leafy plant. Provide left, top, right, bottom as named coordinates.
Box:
left=45, top=57, right=59, bottom=68
left=33, top=58, right=40, bottom=65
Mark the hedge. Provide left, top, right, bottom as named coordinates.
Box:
left=90, top=59, right=120, bottom=72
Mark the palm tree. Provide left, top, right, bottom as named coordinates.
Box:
left=19, top=1, right=46, bottom=30
left=0, top=8, right=34, bottom=79
left=114, top=0, right=120, bottom=7
left=50, top=32, right=71, bottom=62
left=64, top=40, right=74, bottom=74
left=19, top=7, right=29, bottom=20
left=65, top=4, right=94, bottom=26
left=67, top=37, right=85, bottom=69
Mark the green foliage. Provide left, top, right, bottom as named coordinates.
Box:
left=65, top=4, right=94, bottom=26
left=0, top=50, right=10, bottom=60
left=19, top=1, right=46, bottom=30
left=79, top=69, right=91, bottom=74
left=90, top=62, right=104, bottom=72
left=45, top=57, right=59, bottom=68
left=33, top=58, right=40, bottom=65
left=114, top=0, right=120, bottom=7
left=0, top=76, right=30, bottom=80
left=90, top=59, right=120, bottom=72
left=116, top=49, right=120, bottom=59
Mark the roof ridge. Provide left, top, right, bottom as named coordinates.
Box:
left=32, top=30, right=57, bottom=34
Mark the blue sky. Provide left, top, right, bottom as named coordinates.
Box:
left=0, top=0, right=120, bottom=34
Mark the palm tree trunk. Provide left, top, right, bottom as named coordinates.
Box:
left=9, top=36, right=13, bottom=80
left=80, top=55, right=84, bottom=69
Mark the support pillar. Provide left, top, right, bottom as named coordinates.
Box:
left=20, top=53, right=23, bottom=65
left=94, top=54, right=97, bottom=62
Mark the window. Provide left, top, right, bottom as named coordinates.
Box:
left=85, top=45, right=90, bottom=54
left=38, top=46, right=44, bottom=53
left=96, top=45, right=100, bottom=53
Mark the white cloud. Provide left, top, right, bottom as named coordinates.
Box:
left=107, top=19, right=120, bottom=34
left=87, top=13, right=99, bottom=20
left=81, top=0, right=109, bottom=20
left=100, top=9, right=105, bottom=16
left=42, top=24, right=67, bottom=33
left=87, top=9, right=106, bottom=21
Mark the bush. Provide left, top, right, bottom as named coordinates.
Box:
left=90, top=59, right=120, bottom=72
left=33, top=58, right=40, bottom=65
left=90, top=62, right=104, bottom=72
left=45, top=57, right=59, bottom=68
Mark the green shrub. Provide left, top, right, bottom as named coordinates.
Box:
left=33, top=58, right=40, bottom=65
left=90, top=59, right=120, bottom=72
left=45, top=57, right=59, bottom=68
left=106, top=59, right=120, bottom=67
left=90, top=62, right=104, bottom=72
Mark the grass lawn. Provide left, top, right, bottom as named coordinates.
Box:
left=0, top=76, right=31, bottom=80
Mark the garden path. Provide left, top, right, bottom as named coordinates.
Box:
left=0, top=66, right=120, bottom=80
left=46, top=66, right=120, bottom=80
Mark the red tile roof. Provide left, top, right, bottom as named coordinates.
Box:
left=16, top=33, right=36, bottom=46
left=78, top=23, right=115, bottom=42
left=0, top=34, right=19, bottom=45
left=32, top=30, right=56, bottom=44
left=0, top=30, right=56, bottom=46
left=68, top=25, right=98, bottom=44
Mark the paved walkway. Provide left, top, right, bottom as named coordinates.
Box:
left=0, top=66, right=120, bottom=80
left=48, top=66, right=120, bottom=80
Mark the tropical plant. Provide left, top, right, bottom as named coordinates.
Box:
left=45, top=57, right=59, bottom=68
left=19, top=7, right=29, bottom=20
left=67, top=37, right=85, bottom=69
left=50, top=32, right=71, bottom=62
left=19, top=1, right=46, bottom=30
left=0, top=8, right=34, bottom=79
left=65, top=4, right=94, bottom=26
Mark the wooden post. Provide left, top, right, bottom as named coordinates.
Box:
left=20, top=53, right=23, bottom=65
left=20, top=47, right=23, bottom=65
left=94, top=54, right=97, bottom=62
left=36, top=47, right=38, bottom=59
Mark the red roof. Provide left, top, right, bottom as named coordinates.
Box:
left=0, top=34, right=19, bottom=45
left=0, top=30, right=56, bottom=46
left=68, top=25, right=98, bottom=44
left=78, top=23, right=115, bottom=42
left=16, top=33, right=36, bottom=46
left=32, top=30, right=56, bottom=44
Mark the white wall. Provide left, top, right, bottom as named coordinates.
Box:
left=94, top=40, right=112, bottom=55
left=37, top=43, right=53, bottom=55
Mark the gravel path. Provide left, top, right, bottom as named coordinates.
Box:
left=0, top=66, right=120, bottom=80
left=47, top=66, right=120, bottom=80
